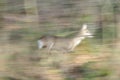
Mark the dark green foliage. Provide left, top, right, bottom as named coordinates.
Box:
left=102, top=25, right=117, bottom=43
left=65, top=61, right=111, bottom=80
left=94, top=27, right=103, bottom=42
left=81, top=62, right=111, bottom=79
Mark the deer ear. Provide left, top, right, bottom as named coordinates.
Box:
left=82, top=24, right=87, bottom=29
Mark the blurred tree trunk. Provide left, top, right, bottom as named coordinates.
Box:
left=109, top=0, right=120, bottom=80
left=0, top=0, right=6, bottom=29
left=24, top=0, right=39, bottom=25
left=114, top=5, right=120, bottom=80
left=95, top=0, right=104, bottom=44
left=97, top=4, right=103, bottom=43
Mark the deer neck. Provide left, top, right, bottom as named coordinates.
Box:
left=73, top=36, right=85, bottom=42
left=74, top=32, right=86, bottom=40
left=75, top=30, right=86, bottom=39
left=72, top=36, right=85, bottom=47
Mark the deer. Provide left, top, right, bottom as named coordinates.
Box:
left=37, top=24, right=93, bottom=53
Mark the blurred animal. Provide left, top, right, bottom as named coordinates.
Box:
left=38, top=24, right=93, bottom=53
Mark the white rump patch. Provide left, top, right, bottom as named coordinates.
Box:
left=37, top=40, right=44, bottom=49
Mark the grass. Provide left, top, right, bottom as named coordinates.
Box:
left=0, top=22, right=116, bottom=80
left=0, top=40, right=111, bottom=80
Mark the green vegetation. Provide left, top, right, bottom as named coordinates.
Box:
left=0, top=0, right=119, bottom=80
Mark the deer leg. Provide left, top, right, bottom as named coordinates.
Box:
left=68, top=45, right=76, bottom=53
left=47, top=42, right=54, bottom=54
left=67, top=44, right=74, bottom=53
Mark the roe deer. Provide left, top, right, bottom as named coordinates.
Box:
left=38, top=24, right=93, bottom=53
